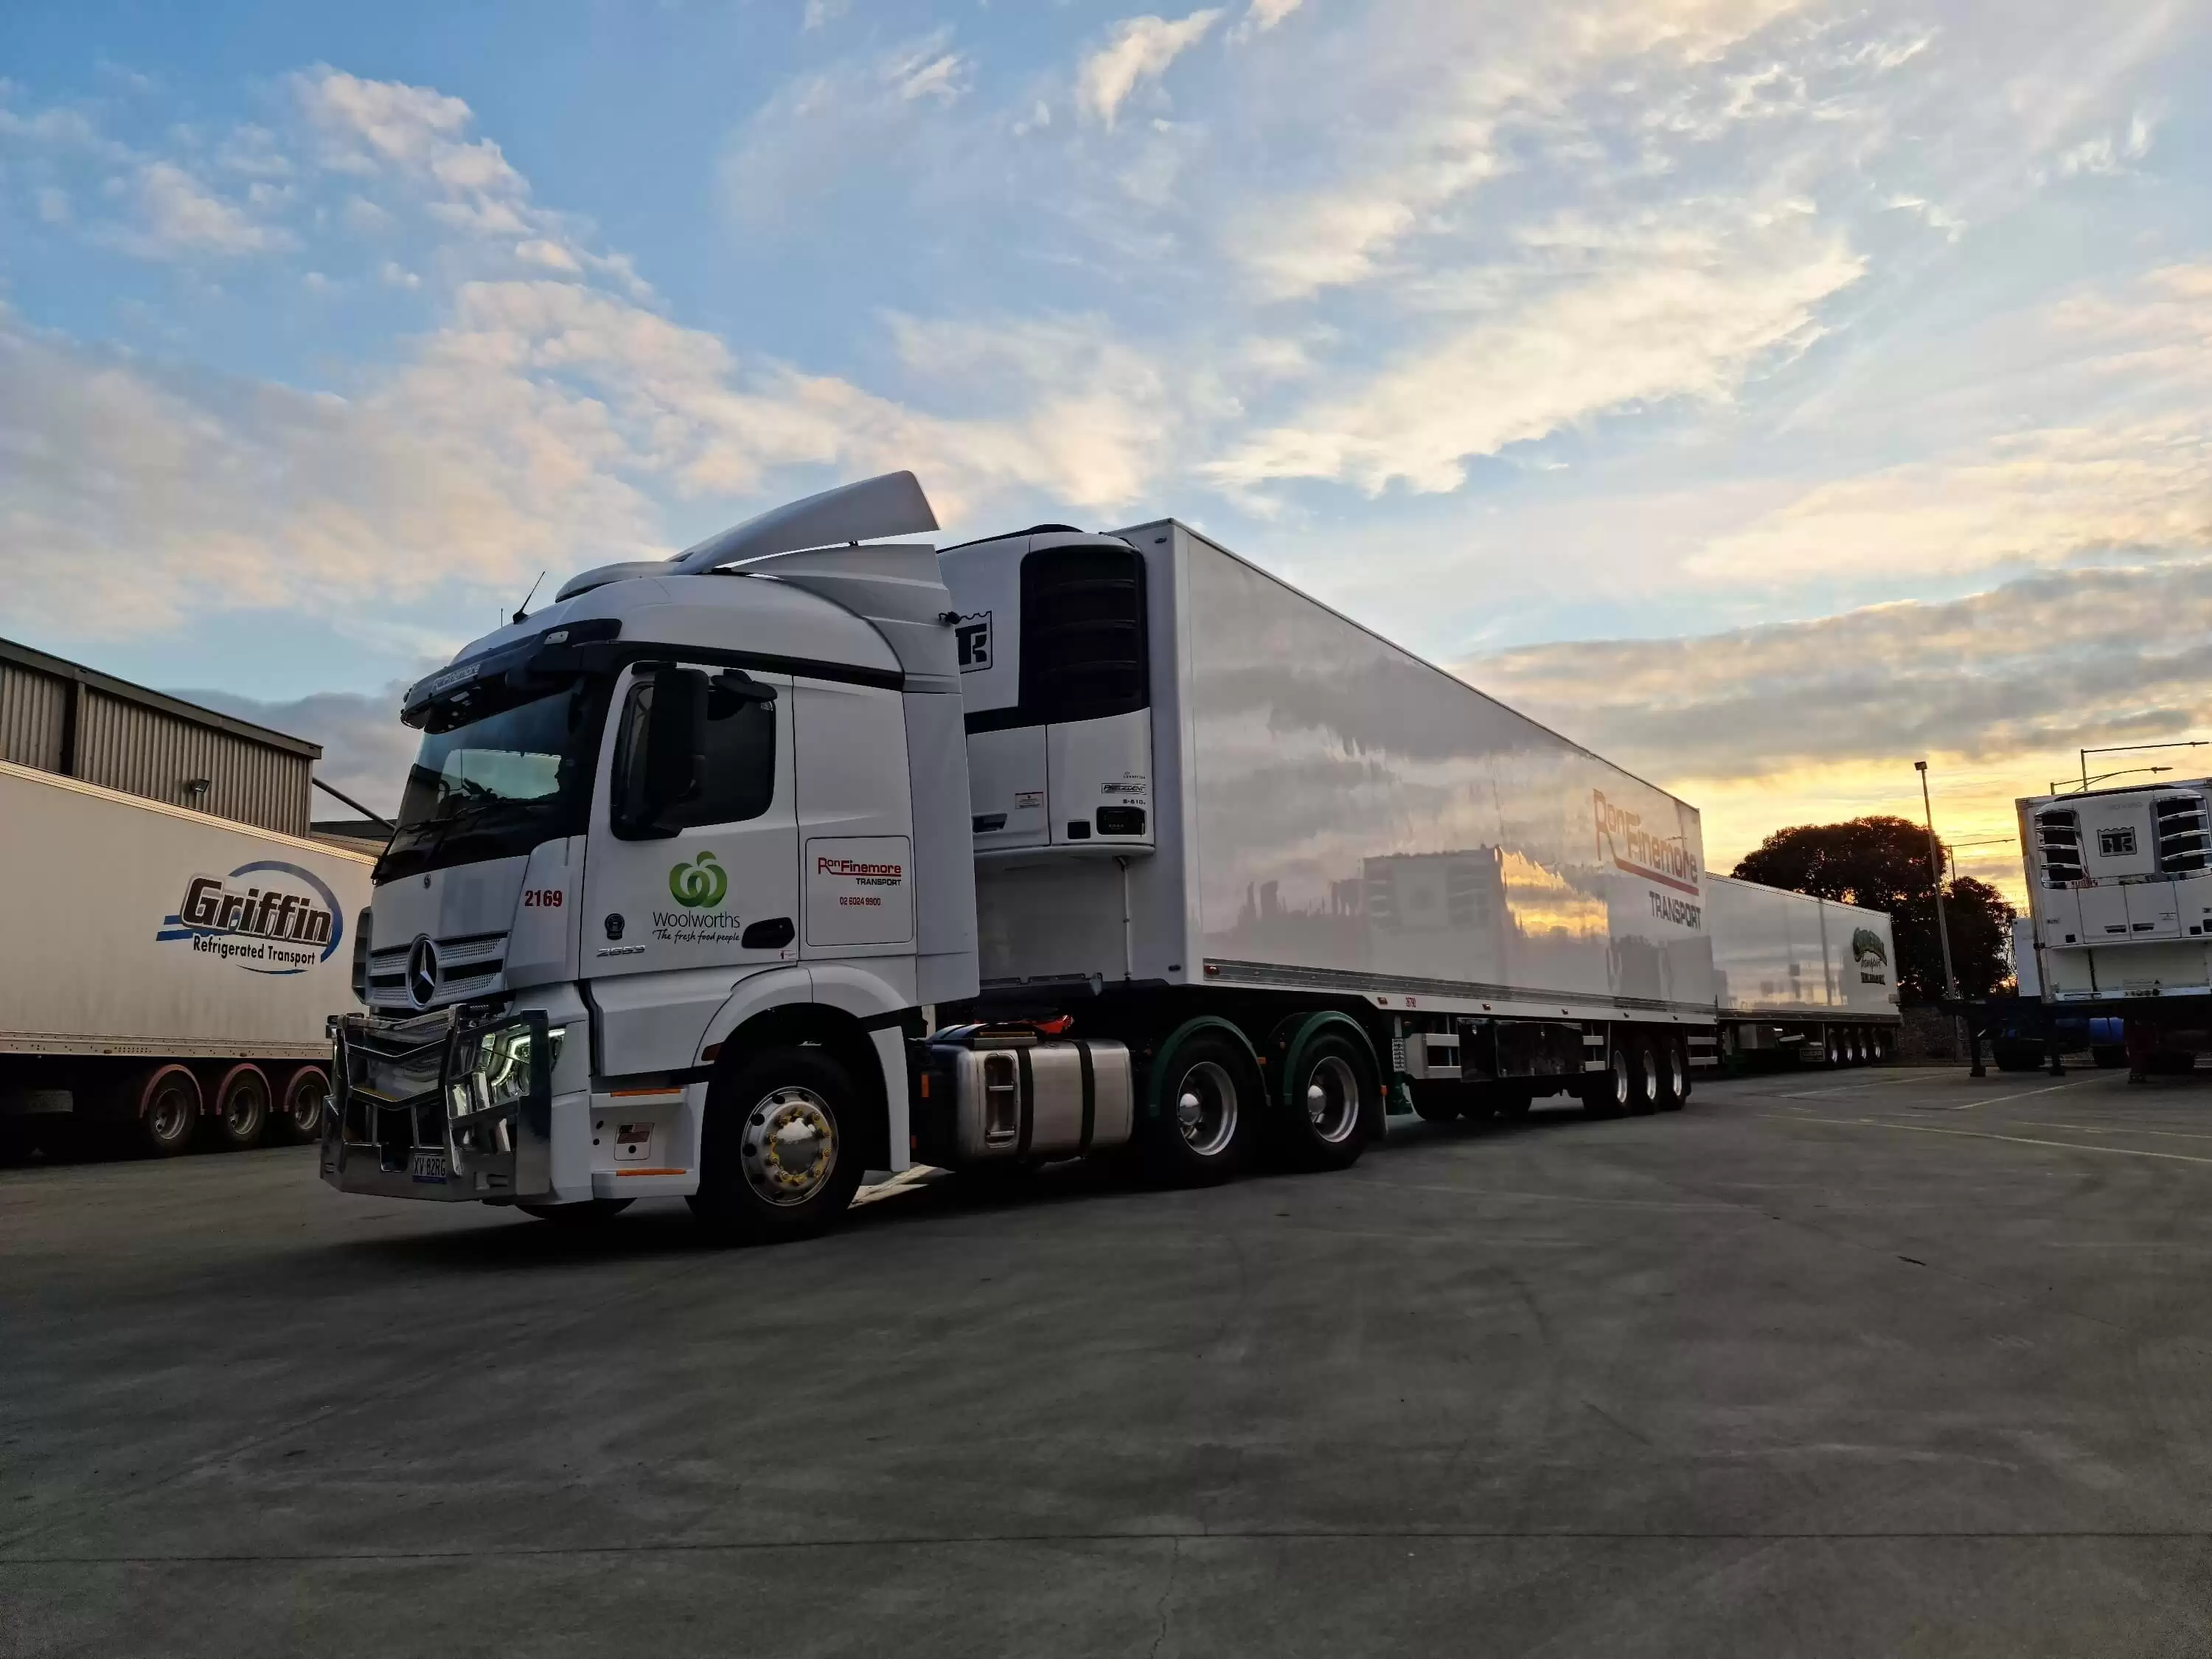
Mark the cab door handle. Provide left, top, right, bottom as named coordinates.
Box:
left=741, top=917, right=795, bottom=950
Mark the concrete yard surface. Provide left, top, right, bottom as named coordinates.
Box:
left=6, top=1066, right=2212, bottom=1656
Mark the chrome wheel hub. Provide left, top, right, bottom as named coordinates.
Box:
left=150, top=1087, right=191, bottom=1142
left=1175, top=1060, right=1238, bottom=1157
left=741, top=1086, right=838, bottom=1206
left=1303, top=1055, right=1360, bottom=1144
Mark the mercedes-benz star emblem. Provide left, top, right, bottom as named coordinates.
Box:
left=406, top=936, right=439, bottom=1009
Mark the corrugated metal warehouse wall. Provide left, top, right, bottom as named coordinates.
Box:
left=75, top=691, right=313, bottom=835
left=0, top=639, right=319, bottom=838
left=0, top=658, right=69, bottom=773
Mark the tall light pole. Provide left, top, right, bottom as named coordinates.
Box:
left=1916, top=760, right=1972, bottom=1073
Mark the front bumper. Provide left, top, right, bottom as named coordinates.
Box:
left=321, top=1008, right=560, bottom=1203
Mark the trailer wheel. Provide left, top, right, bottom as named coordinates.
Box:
left=1409, top=1083, right=1462, bottom=1123
left=1627, top=1040, right=1660, bottom=1116
left=1274, top=1030, right=1374, bottom=1171
left=276, top=1065, right=331, bottom=1142
left=1657, top=1041, right=1688, bottom=1112
left=689, top=1046, right=868, bottom=1245
left=209, top=1064, right=271, bottom=1151
left=1582, top=1046, right=1632, bottom=1118
left=1494, top=1085, right=1536, bottom=1120
left=2091, top=1044, right=2126, bottom=1069
left=132, top=1064, right=203, bottom=1158
left=1142, top=1027, right=1258, bottom=1186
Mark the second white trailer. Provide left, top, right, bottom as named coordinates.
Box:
left=1705, top=873, right=1901, bottom=1065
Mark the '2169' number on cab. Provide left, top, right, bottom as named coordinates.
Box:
left=523, top=889, right=565, bottom=908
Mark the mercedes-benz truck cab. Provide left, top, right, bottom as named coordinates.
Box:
left=326, top=473, right=982, bottom=1241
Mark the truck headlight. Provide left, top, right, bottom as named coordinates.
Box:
left=447, top=1021, right=564, bottom=1121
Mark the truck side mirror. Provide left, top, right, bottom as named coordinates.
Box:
left=617, top=667, right=707, bottom=836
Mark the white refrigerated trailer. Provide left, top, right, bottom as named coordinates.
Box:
left=322, top=471, right=1745, bottom=1241
left=0, top=761, right=375, bottom=1154
left=1705, top=874, right=1900, bottom=1065
left=2018, top=777, right=2212, bottom=1074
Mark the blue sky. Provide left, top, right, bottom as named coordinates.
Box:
left=4, top=0, right=2211, bottom=882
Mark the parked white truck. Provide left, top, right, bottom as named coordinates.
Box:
left=320, top=473, right=1833, bottom=1239
left=2019, top=777, right=2212, bottom=1074
left=1706, top=874, right=1901, bottom=1065
left=1, top=760, right=375, bottom=1155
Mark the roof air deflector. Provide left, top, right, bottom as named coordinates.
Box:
left=671, top=471, right=940, bottom=577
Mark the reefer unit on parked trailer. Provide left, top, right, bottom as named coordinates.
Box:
left=0, top=760, right=374, bottom=1155
left=2017, top=778, right=2212, bottom=1073
left=1705, top=874, right=1900, bottom=1065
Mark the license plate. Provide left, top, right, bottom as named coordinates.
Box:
left=410, top=1149, right=450, bottom=1183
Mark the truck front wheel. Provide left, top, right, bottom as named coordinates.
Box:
left=690, top=1047, right=868, bottom=1245
left=1142, top=1029, right=1257, bottom=1186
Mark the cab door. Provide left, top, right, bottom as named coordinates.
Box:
left=580, top=662, right=799, bottom=1075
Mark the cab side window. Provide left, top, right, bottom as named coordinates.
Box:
left=613, top=671, right=777, bottom=834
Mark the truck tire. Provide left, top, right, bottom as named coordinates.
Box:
left=1409, top=1082, right=1462, bottom=1123
left=1273, top=1028, right=1374, bottom=1171
left=1493, top=1085, right=1536, bottom=1120
left=1142, top=1026, right=1258, bottom=1186
left=689, top=1046, right=869, bottom=1245
left=209, top=1064, right=271, bottom=1151
left=276, top=1065, right=331, bottom=1142
left=1656, top=1040, right=1688, bottom=1111
left=1582, top=1046, right=1632, bottom=1119
left=2091, top=1044, right=2126, bottom=1069
left=1628, top=1039, right=1661, bottom=1116
left=132, top=1063, right=203, bottom=1158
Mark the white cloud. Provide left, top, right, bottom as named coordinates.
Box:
left=1214, top=204, right=1865, bottom=494
left=122, top=160, right=288, bottom=257
left=802, top=0, right=850, bottom=28
left=2053, top=109, right=2158, bottom=178
left=1076, top=10, right=1224, bottom=128
left=1237, top=0, right=1304, bottom=35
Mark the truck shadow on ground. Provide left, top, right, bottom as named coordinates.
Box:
left=328, top=1105, right=1616, bottom=1272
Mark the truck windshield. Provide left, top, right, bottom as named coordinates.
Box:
left=375, top=677, right=611, bottom=883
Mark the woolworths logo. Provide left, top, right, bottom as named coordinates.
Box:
left=668, top=852, right=728, bottom=909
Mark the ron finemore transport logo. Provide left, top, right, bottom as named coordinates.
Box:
left=1593, top=790, right=1701, bottom=897
left=154, top=860, right=344, bottom=976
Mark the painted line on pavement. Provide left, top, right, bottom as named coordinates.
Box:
left=1829, top=1117, right=2212, bottom=1166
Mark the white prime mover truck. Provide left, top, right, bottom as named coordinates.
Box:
left=321, top=473, right=1851, bottom=1240
left=1, top=760, right=375, bottom=1155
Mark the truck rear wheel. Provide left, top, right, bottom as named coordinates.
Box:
left=1409, top=1082, right=1462, bottom=1123
left=1582, top=1047, right=1632, bottom=1119
left=276, top=1065, right=331, bottom=1142
left=209, top=1064, right=271, bottom=1151
left=1627, top=1040, right=1660, bottom=1116
left=1141, top=1028, right=1257, bottom=1186
left=1273, top=1030, right=1374, bottom=1172
left=689, top=1047, right=868, bottom=1245
left=1657, top=1041, right=1688, bottom=1111
left=132, top=1064, right=203, bottom=1158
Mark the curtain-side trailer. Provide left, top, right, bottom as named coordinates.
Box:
left=1705, top=874, right=1901, bottom=1067
left=0, top=760, right=374, bottom=1155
